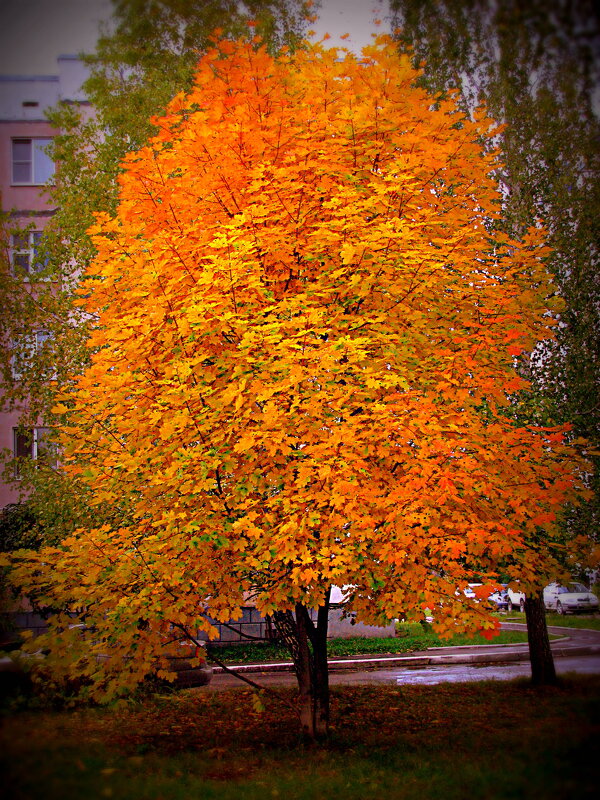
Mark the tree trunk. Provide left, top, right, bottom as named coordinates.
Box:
left=272, top=590, right=331, bottom=740
left=525, top=589, right=557, bottom=685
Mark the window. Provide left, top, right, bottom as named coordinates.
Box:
left=10, top=230, right=45, bottom=275
left=569, top=583, right=589, bottom=593
left=13, top=427, right=57, bottom=478
left=11, top=138, right=54, bottom=185
left=11, top=330, right=53, bottom=381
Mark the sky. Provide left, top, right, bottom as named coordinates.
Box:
left=0, top=0, right=113, bottom=74
left=310, top=0, right=389, bottom=52
left=0, top=0, right=390, bottom=75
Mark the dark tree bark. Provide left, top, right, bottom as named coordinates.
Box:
left=524, top=589, right=557, bottom=685
left=272, top=588, right=331, bottom=739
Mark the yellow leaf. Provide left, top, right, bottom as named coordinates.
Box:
left=340, top=243, right=356, bottom=265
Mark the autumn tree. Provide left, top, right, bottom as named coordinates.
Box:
left=390, top=0, right=600, bottom=683
left=43, top=0, right=313, bottom=288
left=5, top=37, right=583, bottom=739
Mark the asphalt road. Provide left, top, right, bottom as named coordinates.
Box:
left=203, top=652, right=600, bottom=691
left=201, top=622, right=600, bottom=691
left=363, top=653, right=600, bottom=686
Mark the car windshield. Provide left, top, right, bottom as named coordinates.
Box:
left=568, top=583, right=588, bottom=593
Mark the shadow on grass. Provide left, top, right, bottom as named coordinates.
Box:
left=1, top=677, right=598, bottom=799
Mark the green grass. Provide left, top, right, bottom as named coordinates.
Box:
left=210, top=625, right=532, bottom=665
left=508, top=612, right=600, bottom=631
left=2, top=677, right=598, bottom=799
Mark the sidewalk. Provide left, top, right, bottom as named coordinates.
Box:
left=211, top=623, right=600, bottom=675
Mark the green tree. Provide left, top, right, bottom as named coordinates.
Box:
left=390, top=0, right=599, bottom=684
left=0, top=503, right=42, bottom=553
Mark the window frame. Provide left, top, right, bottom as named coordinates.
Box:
left=12, top=426, right=57, bottom=478
left=11, top=329, right=54, bottom=381
left=10, top=230, right=45, bottom=276
left=11, top=137, right=55, bottom=186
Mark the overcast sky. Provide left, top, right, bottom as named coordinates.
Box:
left=0, top=0, right=112, bottom=74
left=0, top=0, right=390, bottom=75
left=311, top=0, right=389, bottom=51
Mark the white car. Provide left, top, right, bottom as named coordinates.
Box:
left=464, top=584, right=479, bottom=600
left=506, top=586, right=526, bottom=613
left=543, top=582, right=599, bottom=615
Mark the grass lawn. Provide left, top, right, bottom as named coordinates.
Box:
left=1, top=677, right=598, bottom=799
left=507, top=612, right=600, bottom=631
left=210, top=624, right=533, bottom=665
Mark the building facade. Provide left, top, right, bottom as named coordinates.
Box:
left=0, top=56, right=88, bottom=509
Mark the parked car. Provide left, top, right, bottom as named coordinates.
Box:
left=543, top=582, right=600, bottom=615
left=157, top=627, right=213, bottom=688
left=488, top=586, right=509, bottom=611
left=463, top=584, right=479, bottom=600
left=67, top=623, right=213, bottom=688
left=506, top=586, right=526, bottom=613
left=166, top=648, right=212, bottom=688
left=459, top=584, right=509, bottom=610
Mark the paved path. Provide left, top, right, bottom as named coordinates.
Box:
left=204, top=622, right=600, bottom=691
left=379, top=654, right=600, bottom=686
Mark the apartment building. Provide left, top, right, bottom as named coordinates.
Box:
left=0, top=55, right=88, bottom=509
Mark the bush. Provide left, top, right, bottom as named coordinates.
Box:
left=0, top=503, right=43, bottom=553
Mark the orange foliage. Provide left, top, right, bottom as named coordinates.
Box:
left=7, top=37, right=585, bottom=696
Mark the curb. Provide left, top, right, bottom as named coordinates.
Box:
left=211, top=639, right=600, bottom=675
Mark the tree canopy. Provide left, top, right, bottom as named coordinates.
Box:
left=1, top=0, right=311, bottom=513
left=5, top=35, right=585, bottom=735
left=45, top=0, right=313, bottom=288
left=390, top=0, right=600, bottom=561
